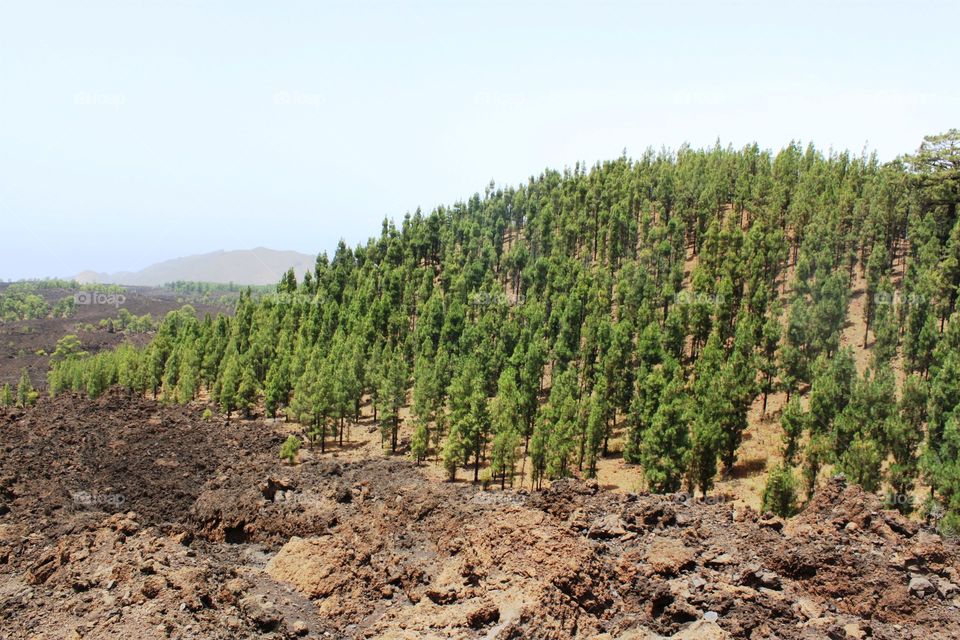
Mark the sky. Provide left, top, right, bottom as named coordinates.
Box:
left=1, top=0, right=957, bottom=280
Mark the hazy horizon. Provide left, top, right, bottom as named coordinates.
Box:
left=2, top=0, right=957, bottom=280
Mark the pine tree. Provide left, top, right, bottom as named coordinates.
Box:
left=411, top=353, right=439, bottom=459
left=885, top=409, right=921, bottom=514
left=547, top=390, right=579, bottom=481
left=489, top=367, right=522, bottom=487
left=442, top=419, right=464, bottom=482
left=50, top=334, right=87, bottom=364
left=446, top=354, right=489, bottom=481
left=410, top=422, right=429, bottom=465
left=264, top=357, right=291, bottom=419
left=839, top=433, right=883, bottom=493
left=16, top=369, right=34, bottom=408
left=926, top=351, right=960, bottom=456
left=758, top=306, right=782, bottom=416
left=280, top=435, right=301, bottom=464
left=928, top=415, right=960, bottom=534
left=802, top=433, right=830, bottom=500
left=289, top=357, right=319, bottom=437
left=517, top=336, right=546, bottom=451
left=0, top=383, right=13, bottom=407
left=378, top=345, right=408, bottom=454
left=871, top=279, right=899, bottom=367
left=687, top=407, right=723, bottom=498
left=808, top=349, right=855, bottom=436
left=863, top=242, right=887, bottom=347
left=780, top=396, right=808, bottom=465
left=236, top=359, right=259, bottom=418
left=177, top=342, right=201, bottom=403
left=640, top=368, right=690, bottom=493
left=584, top=379, right=607, bottom=479
left=219, top=352, right=241, bottom=421
left=529, top=411, right=549, bottom=490
left=762, top=464, right=798, bottom=517
left=718, top=320, right=758, bottom=471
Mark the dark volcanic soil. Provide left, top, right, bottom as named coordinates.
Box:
left=0, top=285, right=228, bottom=389
left=1, top=391, right=958, bottom=639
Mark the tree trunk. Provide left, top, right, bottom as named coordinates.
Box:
left=391, top=417, right=398, bottom=453
left=473, top=432, right=481, bottom=483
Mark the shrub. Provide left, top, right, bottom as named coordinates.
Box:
left=410, top=422, right=428, bottom=465
left=16, top=369, right=35, bottom=407
left=0, top=383, right=13, bottom=407
left=762, top=464, right=798, bottom=518
left=939, top=512, right=960, bottom=541
left=280, top=435, right=302, bottom=464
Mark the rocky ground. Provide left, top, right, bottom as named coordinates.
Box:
left=1, top=391, right=958, bottom=639
left=0, top=283, right=229, bottom=389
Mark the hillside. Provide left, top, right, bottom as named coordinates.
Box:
left=3, top=134, right=959, bottom=639
left=36, top=133, right=960, bottom=540
left=5, top=1, right=957, bottom=636
left=74, top=248, right=315, bottom=287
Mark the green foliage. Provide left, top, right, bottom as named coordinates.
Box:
left=378, top=345, right=409, bottom=453
left=410, top=422, right=429, bottom=464
left=442, top=421, right=464, bottom=481
left=640, top=368, right=690, bottom=493
left=446, top=354, right=488, bottom=480
left=0, top=289, right=49, bottom=322
left=16, top=369, right=36, bottom=407
left=762, top=464, right=798, bottom=517
left=489, top=367, right=522, bottom=486
left=839, top=434, right=883, bottom=493
left=780, top=397, right=808, bottom=466
left=219, top=351, right=241, bottom=420
left=583, top=378, right=608, bottom=479
left=51, top=335, right=87, bottom=364
left=38, top=133, right=960, bottom=528
left=0, top=383, right=13, bottom=407
left=802, top=433, right=830, bottom=500
left=51, top=296, right=76, bottom=319
left=279, top=435, right=302, bottom=464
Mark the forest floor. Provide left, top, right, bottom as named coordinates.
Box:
left=2, top=390, right=959, bottom=639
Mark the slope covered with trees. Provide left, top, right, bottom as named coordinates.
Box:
left=47, top=132, right=960, bottom=534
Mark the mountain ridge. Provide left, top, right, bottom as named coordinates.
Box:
left=74, top=247, right=315, bottom=286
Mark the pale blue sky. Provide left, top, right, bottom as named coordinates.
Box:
left=1, top=0, right=957, bottom=280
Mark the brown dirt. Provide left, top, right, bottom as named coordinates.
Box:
left=1, top=392, right=957, bottom=639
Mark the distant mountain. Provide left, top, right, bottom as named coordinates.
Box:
left=75, top=248, right=315, bottom=287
